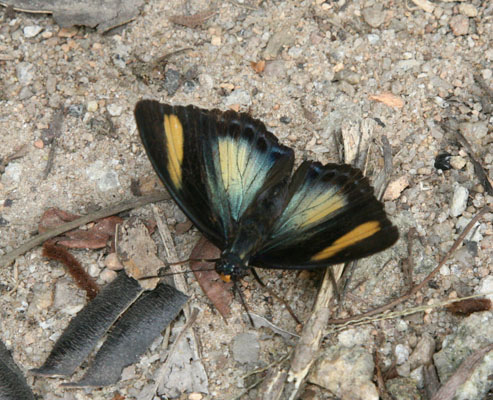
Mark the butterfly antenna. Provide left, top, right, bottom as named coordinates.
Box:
left=138, top=266, right=217, bottom=281
left=233, top=280, right=255, bottom=326
left=164, top=258, right=220, bottom=267
left=251, top=268, right=301, bottom=325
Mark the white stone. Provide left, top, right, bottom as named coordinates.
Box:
left=16, top=62, right=35, bottom=85
left=87, top=100, right=98, bottom=112
left=450, top=185, right=469, bottom=217
left=107, top=103, right=123, bottom=116
left=476, top=276, right=493, bottom=302
left=2, top=163, right=23, bottom=183
left=367, top=34, right=380, bottom=44
left=395, top=344, right=410, bottom=365
left=23, top=25, right=43, bottom=38
left=86, top=160, right=120, bottom=191
left=224, top=89, right=251, bottom=107
left=198, top=74, right=214, bottom=90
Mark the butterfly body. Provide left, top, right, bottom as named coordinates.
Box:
left=135, top=100, right=398, bottom=282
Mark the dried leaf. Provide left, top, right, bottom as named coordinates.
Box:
left=39, top=208, right=123, bottom=249
left=117, top=219, right=163, bottom=290
left=190, top=237, right=232, bottom=319
left=38, top=208, right=80, bottom=233
left=175, top=220, right=193, bottom=235
left=369, top=92, right=404, bottom=108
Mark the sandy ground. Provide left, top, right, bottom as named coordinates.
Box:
left=0, top=0, right=492, bottom=399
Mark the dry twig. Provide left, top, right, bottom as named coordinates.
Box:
left=168, top=9, right=216, bottom=28
left=43, top=108, right=64, bottom=179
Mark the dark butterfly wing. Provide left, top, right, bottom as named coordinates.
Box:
left=135, top=100, right=294, bottom=248
left=252, top=161, right=398, bottom=269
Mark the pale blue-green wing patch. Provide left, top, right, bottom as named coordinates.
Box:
left=135, top=100, right=294, bottom=248
left=200, top=109, right=294, bottom=241
left=252, top=162, right=398, bottom=268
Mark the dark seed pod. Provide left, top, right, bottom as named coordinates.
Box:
left=0, top=341, right=35, bottom=400
left=64, top=283, right=188, bottom=387
left=30, top=273, right=144, bottom=377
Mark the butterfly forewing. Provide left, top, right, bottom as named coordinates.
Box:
left=135, top=100, right=294, bottom=247
left=252, top=161, right=399, bottom=269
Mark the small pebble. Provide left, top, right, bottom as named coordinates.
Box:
left=16, top=62, right=35, bottom=85
left=104, top=252, right=123, bottom=271
left=450, top=15, right=469, bottom=36
left=224, top=89, right=251, bottom=107
left=458, top=3, right=478, bottom=17
left=87, top=100, right=98, bottom=112
left=460, top=121, right=488, bottom=140
left=395, top=344, right=410, bottom=365
left=58, top=26, right=78, bottom=38
left=189, top=393, right=203, bottom=400
left=450, top=156, right=466, bottom=170
left=107, top=103, right=123, bottom=117
left=198, top=74, right=214, bottom=90
left=367, top=34, right=380, bottom=44
left=362, top=4, right=385, bottom=28
left=264, top=60, right=286, bottom=77
left=476, top=276, right=493, bottom=302
left=100, top=268, right=117, bottom=283
left=309, top=345, right=378, bottom=400
left=383, top=176, right=409, bottom=201
left=409, top=333, right=435, bottom=370
left=67, top=104, right=85, bottom=118
left=211, top=35, right=222, bottom=46
left=87, top=263, right=100, bottom=277
left=164, top=69, right=181, bottom=96
left=450, top=185, right=469, bottom=217
left=482, top=69, right=492, bottom=80
left=23, top=25, right=43, bottom=38
left=18, top=86, right=34, bottom=100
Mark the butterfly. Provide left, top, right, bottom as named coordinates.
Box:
left=134, top=100, right=398, bottom=282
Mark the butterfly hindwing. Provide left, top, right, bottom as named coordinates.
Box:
left=252, top=161, right=399, bottom=269
left=135, top=100, right=294, bottom=247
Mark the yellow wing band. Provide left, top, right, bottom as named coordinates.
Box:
left=311, top=221, right=381, bottom=261
left=163, top=114, right=184, bottom=188
left=300, top=193, right=345, bottom=229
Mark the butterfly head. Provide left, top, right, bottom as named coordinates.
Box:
left=215, top=252, right=249, bottom=283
